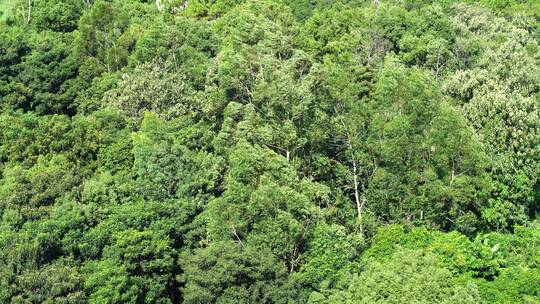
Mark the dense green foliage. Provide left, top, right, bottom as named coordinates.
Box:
left=0, top=0, right=539, bottom=303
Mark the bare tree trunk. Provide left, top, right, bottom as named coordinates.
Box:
left=336, top=113, right=366, bottom=234
left=352, top=159, right=365, bottom=234
left=156, top=0, right=163, bottom=11
left=230, top=224, right=245, bottom=249
left=352, top=160, right=360, bottom=219
left=19, top=0, right=33, bottom=24
left=27, top=0, right=32, bottom=23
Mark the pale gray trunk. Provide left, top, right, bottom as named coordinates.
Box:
left=352, top=159, right=365, bottom=234
left=20, top=0, right=33, bottom=24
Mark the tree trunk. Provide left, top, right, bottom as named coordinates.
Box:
left=21, top=0, right=33, bottom=24
left=166, top=280, right=181, bottom=304
left=352, top=159, right=364, bottom=234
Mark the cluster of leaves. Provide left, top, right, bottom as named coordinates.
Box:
left=0, top=0, right=538, bottom=303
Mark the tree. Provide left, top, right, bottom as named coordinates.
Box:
left=322, top=250, right=480, bottom=304
left=103, top=61, right=200, bottom=126
left=182, top=241, right=296, bottom=304
left=9, top=258, right=86, bottom=304
left=131, top=17, right=218, bottom=89
left=31, top=0, right=85, bottom=32
left=294, top=223, right=363, bottom=290
left=74, top=0, right=153, bottom=73
left=336, top=58, right=489, bottom=231
left=0, top=30, right=79, bottom=114
left=444, top=5, right=540, bottom=229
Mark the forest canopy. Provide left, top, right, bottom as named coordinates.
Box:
left=0, top=0, right=539, bottom=303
